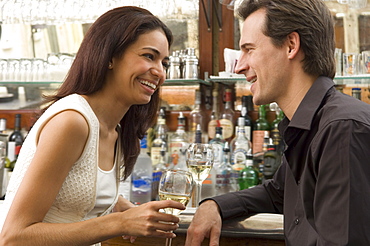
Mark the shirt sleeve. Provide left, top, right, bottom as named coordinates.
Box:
left=303, top=119, right=370, bottom=245
left=208, top=159, right=285, bottom=220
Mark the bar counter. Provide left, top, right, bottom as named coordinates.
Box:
left=102, top=213, right=285, bottom=246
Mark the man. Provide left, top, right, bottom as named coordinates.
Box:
left=185, top=0, right=370, bottom=245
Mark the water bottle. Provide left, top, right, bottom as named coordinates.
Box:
left=130, top=136, right=152, bottom=205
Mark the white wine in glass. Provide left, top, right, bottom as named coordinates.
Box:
left=158, top=170, right=194, bottom=246
left=186, top=143, right=214, bottom=207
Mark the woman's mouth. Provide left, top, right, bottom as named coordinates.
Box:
left=139, top=79, right=156, bottom=90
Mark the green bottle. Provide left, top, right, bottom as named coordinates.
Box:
left=252, top=104, right=270, bottom=155
left=239, top=150, right=259, bottom=190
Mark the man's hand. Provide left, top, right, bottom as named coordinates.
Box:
left=185, top=200, right=222, bottom=246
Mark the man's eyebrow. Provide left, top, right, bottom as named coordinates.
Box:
left=240, top=42, right=253, bottom=49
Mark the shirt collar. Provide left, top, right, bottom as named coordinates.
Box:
left=280, top=76, right=335, bottom=131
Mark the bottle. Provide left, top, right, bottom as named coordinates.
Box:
left=215, top=142, right=238, bottom=195
left=270, top=108, right=285, bottom=156
left=131, top=137, right=153, bottom=205
left=220, top=88, right=235, bottom=141
left=188, top=89, right=207, bottom=143
left=239, top=149, right=259, bottom=190
left=151, top=107, right=169, bottom=165
left=194, top=124, right=202, bottom=144
left=8, top=114, right=24, bottom=170
left=230, top=117, right=251, bottom=172
left=262, top=131, right=271, bottom=153
left=174, top=147, right=188, bottom=171
left=0, top=118, right=6, bottom=133
left=208, top=89, right=219, bottom=140
left=351, top=88, right=362, bottom=100
left=169, top=112, right=189, bottom=168
left=240, top=95, right=253, bottom=142
left=209, top=126, right=225, bottom=169
left=119, top=175, right=131, bottom=201
left=183, top=47, right=199, bottom=79
left=152, top=143, right=167, bottom=201
left=263, top=141, right=279, bottom=180
left=167, top=51, right=181, bottom=79
left=252, top=105, right=270, bottom=154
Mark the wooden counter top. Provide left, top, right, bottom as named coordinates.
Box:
left=102, top=213, right=285, bottom=246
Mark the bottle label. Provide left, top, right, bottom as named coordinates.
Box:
left=151, top=170, right=163, bottom=200
left=211, top=143, right=224, bottom=165
left=232, top=148, right=247, bottom=171
left=169, top=142, right=187, bottom=166
left=244, top=126, right=252, bottom=141
left=219, top=119, right=233, bottom=139
left=208, top=120, right=218, bottom=139
left=252, top=130, right=268, bottom=154
left=151, top=147, right=161, bottom=165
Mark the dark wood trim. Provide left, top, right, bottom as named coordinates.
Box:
left=0, top=109, right=40, bottom=131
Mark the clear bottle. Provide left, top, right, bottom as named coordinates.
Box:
left=238, top=149, right=259, bottom=190
left=209, top=126, right=225, bottom=169
left=151, top=107, right=169, bottom=165
left=252, top=104, right=270, bottom=154
left=230, top=117, right=251, bottom=172
left=188, top=89, right=207, bottom=143
left=174, top=147, right=188, bottom=171
left=220, top=88, right=235, bottom=141
left=183, top=47, right=199, bottom=79
left=167, top=51, right=181, bottom=79
left=131, top=136, right=153, bottom=205
left=215, top=142, right=238, bottom=195
left=8, top=114, right=24, bottom=170
left=169, top=112, right=189, bottom=168
left=240, top=95, right=253, bottom=142
left=152, top=143, right=167, bottom=201
left=208, top=89, right=219, bottom=140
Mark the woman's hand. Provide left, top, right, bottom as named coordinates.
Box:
left=113, top=196, right=137, bottom=242
left=113, top=195, right=136, bottom=213
left=117, top=200, right=185, bottom=241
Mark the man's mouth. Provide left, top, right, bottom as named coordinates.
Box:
left=139, top=79, right=156, bottom=90
left=247, top=77, right=257, bottom=83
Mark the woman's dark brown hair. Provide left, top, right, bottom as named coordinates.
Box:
left=42, top=6, right=173, bottom=180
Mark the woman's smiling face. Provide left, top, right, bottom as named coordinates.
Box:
left=109, top=29, right=169, bottom=107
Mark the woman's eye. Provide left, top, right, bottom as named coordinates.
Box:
left=143, top=53, right=154, bottom=60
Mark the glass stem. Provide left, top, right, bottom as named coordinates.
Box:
left=195, top=182, right=202, bottom=207
left=165, top=232, right=173, bottom=246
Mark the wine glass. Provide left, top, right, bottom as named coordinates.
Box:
left=185, top=143, right=214, bottom=207
left=158, top=169, right=194, bottom=246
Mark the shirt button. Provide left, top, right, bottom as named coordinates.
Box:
left=294, top=218, right=299, bottom=225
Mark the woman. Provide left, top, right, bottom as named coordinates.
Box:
left=0, top=6, right=184, bottom=245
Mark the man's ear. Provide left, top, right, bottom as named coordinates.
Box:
left=286, top=31, right=300, bottom=59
